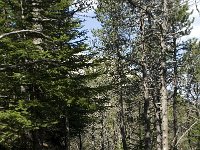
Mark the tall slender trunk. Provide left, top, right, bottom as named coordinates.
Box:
left=139, top=101, right=143, bottom=149
left=31, top=1, right=43, bottom=149
left=140, top=6, right=151, bottom=149
left=91, top=123, right=96, bottom=150
left=142, top=64, right=151, bottom=150
left=154, top=88, right=162, bottom=150
left=172, top=33, right=178, bottom=150
left=78, top=132, right=82, bottom=150
left=65, top=116, right=70, bottom=150
left=160, top=61, right=168, bottom=150
left=119, top=87, right=128, bottom=150
left=100, top=113, right=105, bottom=150
left=160, top=0, right=169, bottom=149
left=31, top=0, right=43, bottom=47
left=112, top=120, right=118, bottom=150
left=116, top=48, right=128, bottom=150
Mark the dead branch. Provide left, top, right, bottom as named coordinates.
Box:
left=0, top=30, right=51, bottom=40
left=175, top=120, right=199, bottom=146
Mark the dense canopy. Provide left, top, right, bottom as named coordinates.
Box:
left=0, top=0, right=199, bottom=150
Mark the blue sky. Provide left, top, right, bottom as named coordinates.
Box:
left=79, top=2, right=200, bottom=41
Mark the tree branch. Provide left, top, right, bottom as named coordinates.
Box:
left=175, top=120, right=199, bottom=146
left=195, top=0, right=200, bottom=16
left=126, top=0, right=154, bottom=19
left=0, top=30, right=51, bottom=40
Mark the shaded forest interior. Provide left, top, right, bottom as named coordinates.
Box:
left=0, top=0, right=199, bottom=150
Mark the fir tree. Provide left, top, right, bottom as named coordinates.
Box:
left=0, top=0, right=97, bottom=149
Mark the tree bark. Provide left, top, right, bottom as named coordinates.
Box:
left=154, top=88, right=162, bottom=150
left=78, top=132, right=82, bottom=150
left=160, top=0, right=169, bottom=149
left=91, top=123, right=96, bottom=150
left=172, top=31, right=178, bottom=150
left=119, top=90, right=128, bottom=150
left=117, top=49, right=128, bottom=150
left=31, top=0, right=43, bottom=48
left=65, top=116, right=70, bottom=150
left=140, top=5, right=151, bottom=149
left=160, top=63, right=168, bottom=150
left=31, top=1, right=43, bottom=149
left=100, top=113, right=105, bottom=150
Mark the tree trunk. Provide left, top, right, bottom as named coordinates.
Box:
left=112, top=120, right=118, bottom=150
left=65, top=116, right=70, bottom=150
left=31, top=0, right=43, bottom=47
left=172, top=33, right=178, bottom=150
left=32, top=130, right=41, bottom=150
left=78, top=132, right=82, bottom=150
left=160, top=64, right=168, bottom=150
left=31, top=1, right=43, bottom=150
left=140, top=6, right=151, bottom=149
left=154, top=88, right=162, bottom=150
left=100, top=113, right=105, bottom=150
left=117, top=49, right=128, bottom=150
left=91, top=123, right=96, bottom=150
left=143, top=67, right=151, bottom=150
left=119, top=91, right=128, bottom=150
left=160, top=0, right=169, bottom=149
left=138, top=101, right=143, bottom=149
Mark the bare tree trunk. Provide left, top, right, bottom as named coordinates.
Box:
left=116, top=48, right=128, bottom=150
left=154, top=88, right=162, bottom=150
left=119, top=88, right=128, bottom=150
left=78, top=132, right=82, bottom=150
left=100, top=113, right=105, bottom=150
left=31, top=1, right=43, bottom=149
left=65, top=116, right=70, bottom=150
left=172, top=33, right=178, bottom=150
left=31, top=0, right=43, bottom=47
left=142, top=66, right=151, bottom=150
left=160, top=62, right=168, bottom=150
left=142, top=68, right=151, bottom=150
left=160, top=0, right=169, bottom=149
left=112, top=120, right=118, bottom=150
left=91, top=123, right=96, bottom=150
left=138, top=101, right=143, bottom=149
left=140, top=6, right=151, bottom=149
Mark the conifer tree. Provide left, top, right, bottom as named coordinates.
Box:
left=0, top=0, right=96, bottom=149
left=94, top=0, right=195, bottom=150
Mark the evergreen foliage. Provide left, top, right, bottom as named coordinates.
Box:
left=0, top=0, right=199, bottom=149
left=0, top=0, right=97, bottom=149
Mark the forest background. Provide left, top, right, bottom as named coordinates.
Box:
left=0, top=0, right=200, bottom=150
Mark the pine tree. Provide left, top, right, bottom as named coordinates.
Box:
left=94, top=0, right=195, bottom=150
left=94, top=0, right=143, bottom=149
left=0, top=0, right=97, bottom=149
